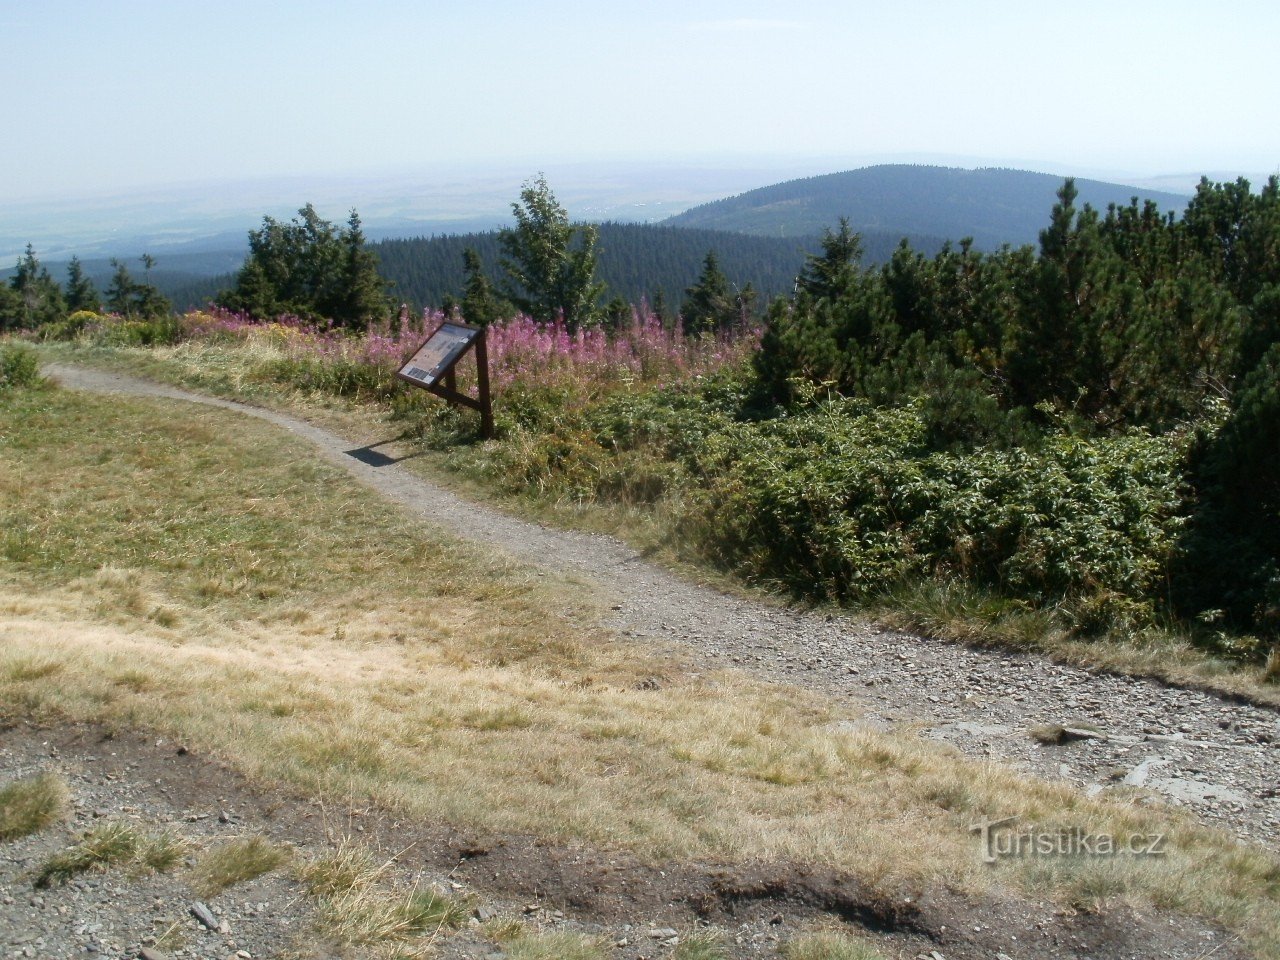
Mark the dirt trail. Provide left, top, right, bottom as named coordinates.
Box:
left=43, top=364, right=1280, bottom=850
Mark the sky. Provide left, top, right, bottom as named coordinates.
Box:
left=2, top=0, right=1279, bottom=203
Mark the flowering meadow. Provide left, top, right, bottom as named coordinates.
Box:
left=148, top=305, right=758, bottom=404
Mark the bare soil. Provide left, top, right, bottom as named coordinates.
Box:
left=1, top=720, right=1250, bottom=960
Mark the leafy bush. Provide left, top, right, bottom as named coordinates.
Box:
left=99, top=315, right=184, bottom=347
left=683, top=397, right=1188, bottom=630
left=0, top=343, right=42, bottom=390
left=40, top=309, right=103, bottom=342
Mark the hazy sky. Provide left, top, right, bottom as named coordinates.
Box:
left=3, top=0, right=1278, bottom=202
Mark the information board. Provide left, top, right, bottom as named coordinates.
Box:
left=397, top=323, right=481, bottom=388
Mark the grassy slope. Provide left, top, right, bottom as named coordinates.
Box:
left=26, top=338, right=1280, bottom=709
left=2, top=375, right=1280, bottom=954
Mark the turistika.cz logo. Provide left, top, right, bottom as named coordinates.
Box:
left=970, top=816, right=1167, bottom=864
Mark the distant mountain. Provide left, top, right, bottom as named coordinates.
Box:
left=662, top=165, right=1194, bottom=249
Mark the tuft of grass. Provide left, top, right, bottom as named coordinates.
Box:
left=488, top=922, right=608, bottom=960
left=34, top=821, right=185, bottom=887
left=783, top=930, right=890, bottom=960
left=296, top=835, right=383, bottom=898
left=674, top=927, right=730, bottom=960
left=192, top=835, right=289, bottom=896
left=0, top=772, right=69, bottom=840
left=297, top=837, right=469, bottom=946
left=1029, top=724, right=1068, bottom=745
left=1265, top=646, right=1280, bottom=684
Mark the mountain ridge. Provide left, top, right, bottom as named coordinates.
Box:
left=663, top=164, right=1195, bottom=248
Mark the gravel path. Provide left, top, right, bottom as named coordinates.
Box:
left=43, top=364, right=1280, bottom=849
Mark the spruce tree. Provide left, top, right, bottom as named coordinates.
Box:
left=106, top=257, right=170, bottom=319
left=459, top=247, right=509, bottom=326
left=498, top=174, right=604, bottom=328
left=65, top=256, right=100, bottom=313
left=8, top=244, right=66, bottom=329
left=681, top=251, right=734, bottom=332
left=797, top=218, right=862, bottom=301
left=218, top=204, right=388, bottom=327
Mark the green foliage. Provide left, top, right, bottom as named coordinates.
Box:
left=1177, top=343, right=1280, bottom=635
left=755, top=176, right=1280, bottom=441
left=685, top=397, right=1187, bottom=628
left=0, top=285, right=22, bottom=332
left=499, top=174, right=605, bottom=328
left=0, top=343, right=43, bottom=390
left=100, top=314, right=183, bottom=347
left=40, top=309, right=102, bottom=342
left=218, top=204, right=390, bottom=327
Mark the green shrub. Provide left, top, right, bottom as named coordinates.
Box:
left=40, top=310, right=103, bottom=342
left=0, top=343, right=42, bottom=390
left=684, top=397, right=1188, bottom=629
left=100, top=315, right=183, bottom=347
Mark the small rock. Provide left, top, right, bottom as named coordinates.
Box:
left=648, top=928, right=679, bottom=939
left=190, top=902, right=219, bottom=931
left=139, top=949, right=169, bottom=960
left=474, top=905, right=499, bottom=922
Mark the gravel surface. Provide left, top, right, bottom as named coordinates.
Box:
left=40, top=363, right=1280, bottom=853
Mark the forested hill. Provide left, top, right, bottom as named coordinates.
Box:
left=370, top=221, right=946, bottom=312
left=663, top=165, right=1193, bottom=249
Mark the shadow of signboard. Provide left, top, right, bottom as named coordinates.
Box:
left=344, top=442, right=422, bottom=468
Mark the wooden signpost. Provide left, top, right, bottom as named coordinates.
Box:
left=396, top=320, right=494, bottom=438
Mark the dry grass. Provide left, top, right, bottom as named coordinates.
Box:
left=782, top=931, right=889, bottom=960
left=0, top=771, right=68, bottom=841
left=192, top=835, right=289, bottom=896
left=3, top=386, right=1280, bottom=956
left=487, top=921, right=608, bottom=960
left=297, top=836, right=469, bottom=949
left=34, top=821, right=185, bottom=887
left=673, top=928, right=731, bottom=960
